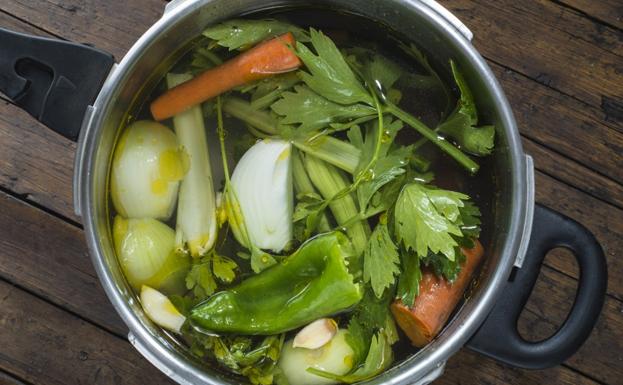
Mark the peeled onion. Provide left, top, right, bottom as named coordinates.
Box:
left=279, top=329, right=354, bottom=385
left=113, top=216, right=189, bottom=294
left=111, top=120, right=185, bottom=220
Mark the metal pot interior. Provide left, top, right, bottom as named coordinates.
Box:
left=82, top=0, right=527, bottom=383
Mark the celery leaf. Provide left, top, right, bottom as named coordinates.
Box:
left=271, top=85, right=375, bottom=134
left=438, top=60, right=495, bottom=156
left=394, top=183, right=471, bottom=261
left=203, top=19, right=310, bottom=51
left=296, top=29, right=373, bottom=105
left=363, top=222, right=401, bottom=298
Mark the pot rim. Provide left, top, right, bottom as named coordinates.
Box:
left=78, top=0, right=529, bottom=383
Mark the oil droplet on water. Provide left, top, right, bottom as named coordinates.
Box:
left=379, top=213, right=388, bottom=225
left=381, top=130, right=392, bottom=143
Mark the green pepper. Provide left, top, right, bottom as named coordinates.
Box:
left=190, top=232, right=362, bottom=334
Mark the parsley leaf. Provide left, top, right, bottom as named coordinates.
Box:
left=203, top=19, right=310, bottom=51
left=292, top=192, right=327, bottom=241
left=271, top=85, right=375, bottom=134
left=394, top=183, right=473, bottom=261
left=355, top=118, right=412, bottom=213
left=296, top=29, right=373, bottom=106
left=186, top=258, right=217, bottom=299
left=422, top=250, right=466, bottom=283
left=398, top=42, right=452, bottom=117
left=438, top=60, right=495, bottom=156
left=186, top=252, right=239, bottom=299
left=396, top=251, right=422, bottom=308
left=247, top=73, right=300, bottom=110
left=212, top=253, right=238, bottom=284
left=363, top=221, right=401, bottom=298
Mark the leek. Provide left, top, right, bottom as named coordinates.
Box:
left=110, top=120, right=184, bottom=220
left=167, top=73, right=217, bottom=257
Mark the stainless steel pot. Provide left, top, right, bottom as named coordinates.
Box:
left=0, top=0, right=608, bottom=384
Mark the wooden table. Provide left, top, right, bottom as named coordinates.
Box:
left=0, top=0, right=620, bottom=384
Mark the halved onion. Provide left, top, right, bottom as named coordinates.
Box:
left=113, top=216, right=189, bottom=294
left=111, top=120, right=186, bottom=220
left=229, top=139, right=293, bottom=252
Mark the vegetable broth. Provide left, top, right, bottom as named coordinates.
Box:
left=110, top=8, right=495, bottom=383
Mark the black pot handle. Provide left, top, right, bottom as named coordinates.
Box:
left=0, top=28, right=114, bottom=141
left=466, top=203, right=607, bottom=369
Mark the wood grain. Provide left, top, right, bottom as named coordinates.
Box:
left=556, top=0, right=623, bottom=31
left=0, top=100, right=77, bottom=222
left=0, top=279, right=173, bottom=385
left=442, top=0, right=623, bottom=116
left=491, top=61, right=623, bottom=183
left=534, top=171, right=623, bottom=300
left=440, top=349, right=600, bottom=385
left=519, top=265, right=623, bottom=384
left=0, top=0, right=165, bottom=59
left=0, top=0, right=620, bottom=384
left=523, top=139, right=623, bottom=210
left=0, top=190, right=125, bottom=335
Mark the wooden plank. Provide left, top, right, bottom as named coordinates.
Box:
left=556, top=0, right=623, bottom=31
left=440, top=349, right=599, bottom=385
left=534, top=171, right=623, bottom=301
left=0, top=100, right=77, bottom=222
left=0, top=0, right=165, bottom=59
left=524, top=138, right=623, bottom=210
left=441, top=0, right=623, bottom=117
left=491, top=60, right=623, bottom=185
left=0, top=280, right=173, bottom=385
left=0, top=190, right=126, bottom=335
left=519, top=265, right=623, bottom=384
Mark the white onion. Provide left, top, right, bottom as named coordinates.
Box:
left=113, top=216, right=189, bottom=294
left=279, top=329, right=354, bottom=385
left=111, top=120, right=184, bottom=220
left=230, top=139, right=293, bottom=252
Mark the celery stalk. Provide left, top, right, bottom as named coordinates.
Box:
left=167, top=73, right=217, bottom=257
left=293, top=136, right=360, bottom=174
left=222, top=97, right=361, bottom=174
left=292, top=150, right=331, bottom=233
left=303, top=154, right=369, bottom=255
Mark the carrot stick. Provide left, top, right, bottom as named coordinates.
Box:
left=150, top=32, right=301, bottom=121
left=391, top=240, right=485, bottom=347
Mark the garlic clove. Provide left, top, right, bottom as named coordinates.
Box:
left=293, top=318, right=338, bottom=350
left=140, top=285, right=186, bottom=333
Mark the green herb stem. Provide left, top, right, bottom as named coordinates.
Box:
left=222, top=97, right=278, bottom=135
left=384, top=102, right=479, bottom=174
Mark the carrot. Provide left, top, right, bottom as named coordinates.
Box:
left=150, top=32, right=301, bottom=121
left=391, top=240, right=485, bottom=347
